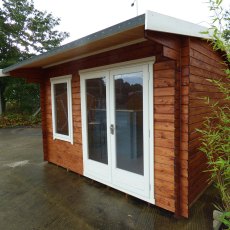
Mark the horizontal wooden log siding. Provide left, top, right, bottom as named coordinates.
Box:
left=43, top=73, right=83, bottom=174
left=145, top=30, right=189, bottom=217
left=45, top=40, right=162, bottom=77
left=188, top=38, right=228, bottom=206
left=154, top=61, right=176, bottom=213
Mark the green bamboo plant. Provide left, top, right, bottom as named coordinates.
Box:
left=197, top=0, right=230, bottom=227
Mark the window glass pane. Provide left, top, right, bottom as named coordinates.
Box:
left=115, top=72, right=143, bottom=175
left=86, top=78, right=108, bottom=164
left=54, top=83, right=69, bottom=135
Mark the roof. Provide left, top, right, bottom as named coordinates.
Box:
left=3, top=11, right=209, bottom=74
left=145, top=11, right=208, bottom=38
left=0, top=69, right=8, bottom=77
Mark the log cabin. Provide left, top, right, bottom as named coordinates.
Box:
left=2, top=11, right=228, bottom=218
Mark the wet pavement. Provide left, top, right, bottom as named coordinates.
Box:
left=0, top=128, right=216, bottom=229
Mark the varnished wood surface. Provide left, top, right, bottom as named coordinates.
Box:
left=188, top=38, right=227, bottom=206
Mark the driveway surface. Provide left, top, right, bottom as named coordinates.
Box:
left=0, top=128, right=215, bottom=230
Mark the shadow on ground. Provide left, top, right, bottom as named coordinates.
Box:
left=0, top=128, right=216, bottom=230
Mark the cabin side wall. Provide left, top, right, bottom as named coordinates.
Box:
left=39, top=40, right=179, bottom=213
left=188, top=38, right=227, bottom=205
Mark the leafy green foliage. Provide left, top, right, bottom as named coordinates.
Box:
left=219, top=212, right=230, bottom=228
left=197, top=0, right=230, bottom=227
left=0, top=0, right=69, bottom=114
left=0, top=0, right=69, bottom=67
left=197, top=103, right=230, bottom=211
left=207, top=0, right=230, bottom=59
left=4, top=77, right=40, bottom=114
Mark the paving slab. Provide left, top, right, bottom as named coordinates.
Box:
left=0, top=128, right=216, bottom=229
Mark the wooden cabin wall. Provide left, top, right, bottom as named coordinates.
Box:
left=153, top=60, right=176, bottom=213
left=12, top=34, right=196, bottom=217
left=40, top=40, right=182, bottom=214
left=41, top=41, right=160, bottom=174
left=145, top=31, right=190, bottom=217
left=40, top=81, right=48, bottom=161
left=43, top=74, right=83, bottom=174
left=188, top=38, right=227, bottom=206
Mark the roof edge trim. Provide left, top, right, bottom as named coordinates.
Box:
left=145, top=10, right=210, bottom=39
left=0, top=69, right=10, bottom=77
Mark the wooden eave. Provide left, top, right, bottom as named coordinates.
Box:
left=3, top=14, right=146, bottom=76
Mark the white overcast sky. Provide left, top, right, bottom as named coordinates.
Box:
left=2, top=0, right=230, bottom=44
left=33, top=0, right=230, bottom=44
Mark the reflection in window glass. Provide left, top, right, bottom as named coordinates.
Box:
left=115, top=72, right=144, bottom=175
left=86, top=78, right=108, bottom=164
left=54, top=83, right=69, bottom=135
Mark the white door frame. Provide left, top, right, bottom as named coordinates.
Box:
left=80, top=57, right=155, bottom=204
left=109, top=65, right=150, bottom=199
left=80, top=70, right=112, bottom=184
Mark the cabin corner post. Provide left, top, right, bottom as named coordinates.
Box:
left=174, top=45, right=182, bottom=218
left=40, top=80, right=48, bottom=161
left=173, top=37, right=191, bottom=218
left=145, top=30, right=181, bottom=216
left=145, top=30, right=190, bottom=217
left=171, top=37, right=190, bottom=218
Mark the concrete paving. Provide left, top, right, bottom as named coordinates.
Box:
left=0, top=127, right=216, bottom=230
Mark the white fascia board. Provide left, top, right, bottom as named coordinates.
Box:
left=145, top=10, right=211, bottom=39
left=0, top=69, right=10, bottom=77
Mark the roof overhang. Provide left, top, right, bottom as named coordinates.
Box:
left=145, top=11, right=209, bottom=39
left=0, top=69, right=10, bottom=77
left=3, top=14, right=146, bottom=75
left=3, top=11, right=210, bottom=74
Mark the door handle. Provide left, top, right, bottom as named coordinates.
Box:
left=110, top=124, right=115, bottom=135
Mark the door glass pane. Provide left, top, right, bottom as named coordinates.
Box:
left=54, top=83, right=69, bottom=135
left=86, top=78, right=108, bottom=164
left=115, top=72, right=143, bottom=175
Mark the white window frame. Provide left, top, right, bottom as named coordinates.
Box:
left=50, top=75, right=73, bottom=144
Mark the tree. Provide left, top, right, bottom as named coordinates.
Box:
left=0, top=0, right=69, bottom=113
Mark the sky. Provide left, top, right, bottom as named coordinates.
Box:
left=5, top=0, right=230, bottom=44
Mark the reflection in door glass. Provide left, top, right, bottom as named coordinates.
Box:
left=86, top=78, right=108, bottom=164
left=115, top=72, right=143, bottom=175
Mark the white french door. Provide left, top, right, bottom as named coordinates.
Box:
left=80, top=60, right=154, bottom=202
